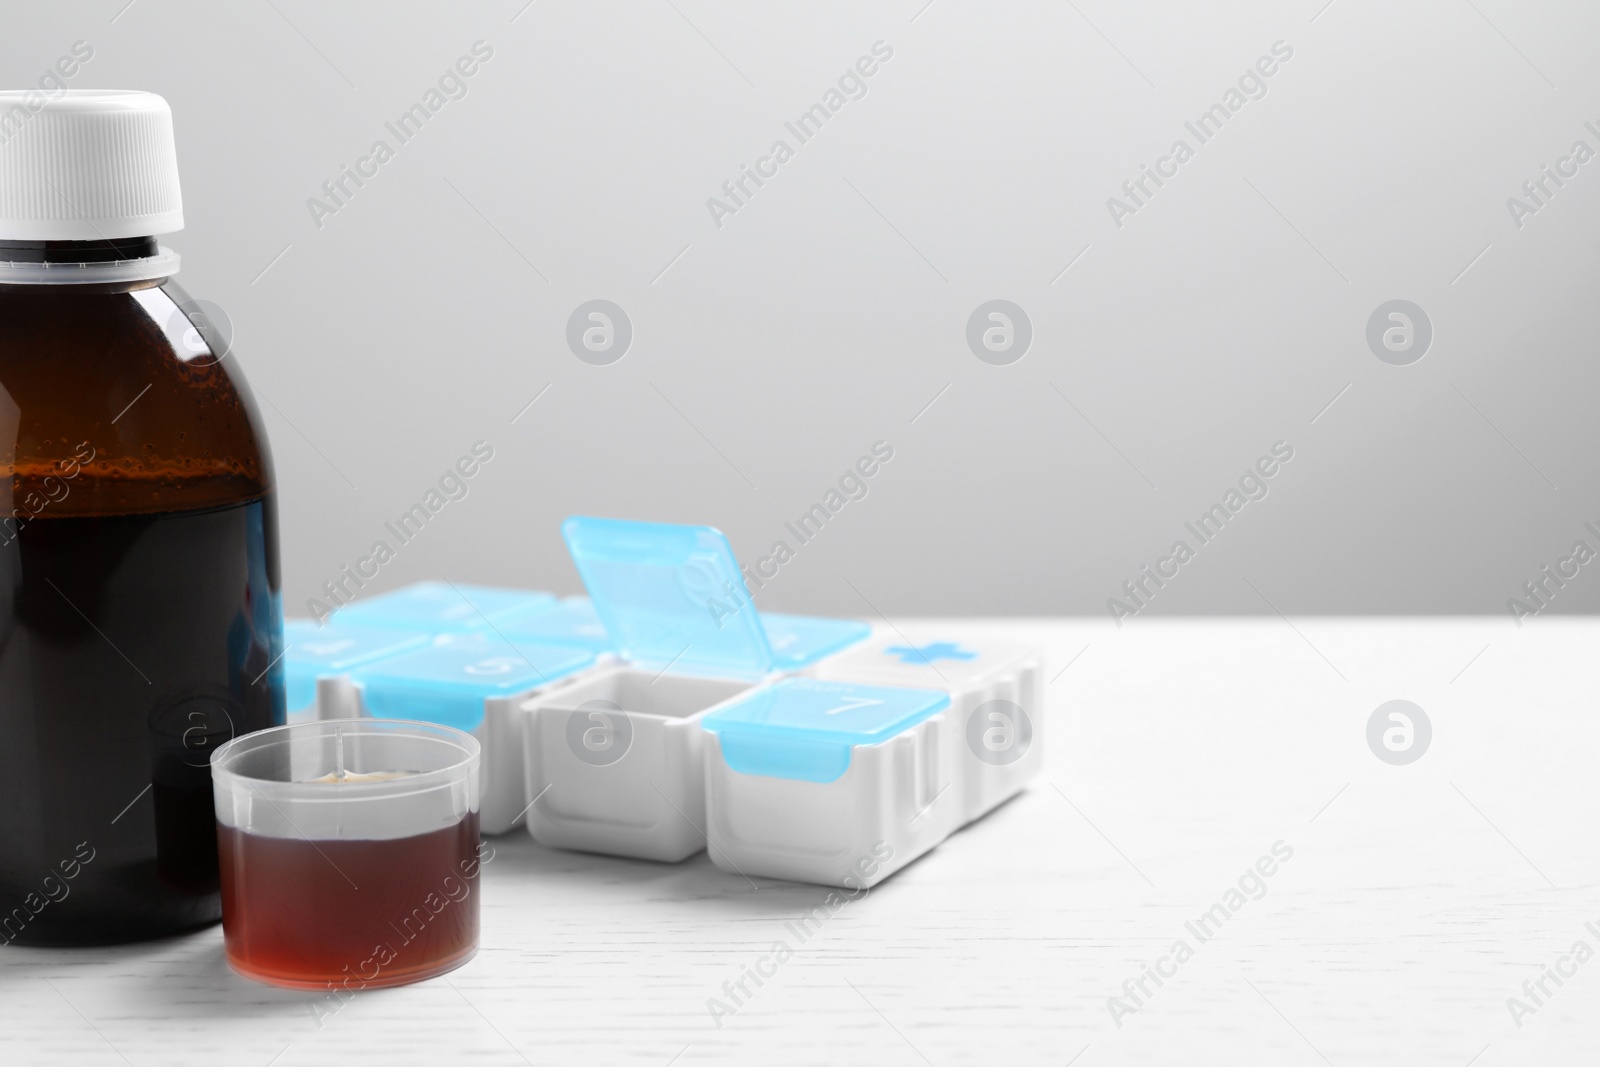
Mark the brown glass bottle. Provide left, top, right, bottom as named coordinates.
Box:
left=0, top=271, right=284, bottom=945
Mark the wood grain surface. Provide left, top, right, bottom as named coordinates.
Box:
left=1, top=617, right=1592, bottom=1066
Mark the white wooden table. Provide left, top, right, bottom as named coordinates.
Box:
left=3, top=617, right=1595, bottom=1066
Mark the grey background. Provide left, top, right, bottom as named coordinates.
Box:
left=10, top=0, right=1599, bottom=619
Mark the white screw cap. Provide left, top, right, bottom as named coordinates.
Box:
left=0, top=89, right=183, bottom=241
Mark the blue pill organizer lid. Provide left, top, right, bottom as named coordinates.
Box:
left=495, top=596, right=614, bottom=652
left=703, top=677, right=950, bottom=783
left=282, top=619, right=432, bottom=713
left=335, top=581, right=557, bottom=633
left=563, top=517, right=775, bottom=678
left=759, top=612, right=870, bottom=670
left=349, top=633, right=596, bottom=732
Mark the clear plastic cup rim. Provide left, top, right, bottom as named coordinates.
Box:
left=210, top=719, right=480, bottom=804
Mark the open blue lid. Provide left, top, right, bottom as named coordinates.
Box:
left=703, top=677, right=950, bottom=782
left=349, top=633, right=596, bottom=732
left=563, top=517, right=774, bottom=678
left=282, top=619, right=432, bottom=714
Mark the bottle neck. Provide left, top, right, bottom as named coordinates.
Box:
left=0, top=235, right=178, bottom=286
left=0, top=236, right=160, bottom=264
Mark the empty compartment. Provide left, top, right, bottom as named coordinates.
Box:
left=521, top=666, right=755, bottom=863
left=539, top=667, right=750, bottom=719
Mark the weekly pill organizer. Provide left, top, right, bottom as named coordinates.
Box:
left=282, top=518, right=1044, bottom=888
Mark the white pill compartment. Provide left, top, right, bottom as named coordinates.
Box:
left=520, top=517, right=787, bottom=863
left=522, top=668, right=754, bottom=862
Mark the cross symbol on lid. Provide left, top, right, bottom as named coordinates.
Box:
left=885, top=641, right=977, bottom=665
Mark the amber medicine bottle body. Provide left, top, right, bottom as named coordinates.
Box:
left=0, top=91, right=284, bottom=944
